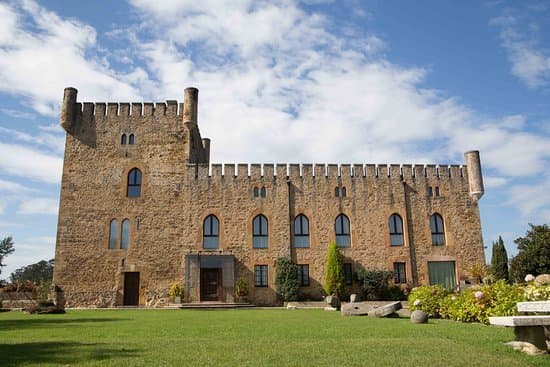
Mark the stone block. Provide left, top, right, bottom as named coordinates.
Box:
left=341, top=302, right=373, bottom=316
left=368, top=301, right=402, bottom=318
left=350, top=294, right=359, bottom=303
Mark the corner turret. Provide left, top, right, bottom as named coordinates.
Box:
left=60, top=87, right=78, bottom=132
left=464, top=150, right=484, bottom=202
left=183, top=87, right=198, bottom=125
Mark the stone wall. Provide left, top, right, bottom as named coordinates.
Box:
left=54, top=87, right=485, bottom=307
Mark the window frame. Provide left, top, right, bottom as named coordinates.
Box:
left=254, top=265, right=268, bottom=287
left=335, top=214, right=351, bottom=247
left=297, top=264, right=310, bottom=287
left=121, top=219, right=130, bottom=249
left=430, top=213, right=445, bottom=246
left=108, top=219, right=118, bottom=249
left=344, top=263, right=353, bottom=285
left=393, top=262, right=407, bottom=284
left=203, top=214, right=220, bottom=249
left=293, top=214, right=310, bottom=248
left=127, top=168, right=142, bottom=197
left=253, top=214, right=269, bottom=248
left=389, top=213, right=404, bottom=246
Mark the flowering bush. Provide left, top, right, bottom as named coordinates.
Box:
left=409, top=280, right=529, bottom=324
left=524, top=283, right=550, bottom=301
left=408, top=285, right=450, bottom=317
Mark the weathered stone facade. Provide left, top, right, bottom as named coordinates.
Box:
left=53, top=87, right=486, bottom=307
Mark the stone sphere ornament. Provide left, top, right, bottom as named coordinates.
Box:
left=410, top=310, right=429, bottom=324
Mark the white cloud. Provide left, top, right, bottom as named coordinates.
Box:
left=0, top=0, right=145, bottom=116
left=0, top=142, right=62, bottom=184
left=17, top=198, right=59, bottom=215
left=491, top=13, right=550, bottom=88
left=0, top=126, right=65, bottom=154
left=0, top=108, right=36, bottom=119
left=506, top=175, right=550, bottom=223
left=484, top=176, right=508, bottom=188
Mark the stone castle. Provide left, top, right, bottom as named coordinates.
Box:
left=53, top=87, right=485, bottom=307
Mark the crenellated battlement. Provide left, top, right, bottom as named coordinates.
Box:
left=60, top=87, right=199, bottom=132
left=191, top=163, right=468, bottom=180
left=74, top=101, right=186, bottom=118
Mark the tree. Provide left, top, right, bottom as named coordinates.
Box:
left=275, top=257, right=299, bottom=302
left=324, top=242, right=345, bottom=297
left=509, top=224, right=550, bottom=283
left=490, top=236, right=509, bottom=282
left=0, top=236, right=15, bottom=275
left=10, top=259, right=54, bottom=284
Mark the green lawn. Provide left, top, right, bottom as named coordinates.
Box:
left=0, top=309, right=548, bottom=367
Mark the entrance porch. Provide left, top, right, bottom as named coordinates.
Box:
left=185, top=253, right=235, bottom=303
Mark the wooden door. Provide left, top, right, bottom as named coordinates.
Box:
left=123, top=272, right=140, bottom=306
left=200, top=268, right=222, bottom=301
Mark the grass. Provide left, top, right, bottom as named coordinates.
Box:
left=0, top=309, right=548, bottom=367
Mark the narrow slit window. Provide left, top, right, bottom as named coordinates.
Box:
left=389, top=214, right=404, bottom=246
left=335, top=187, right=339, bottom=197
left=341, top=187, right=347, bottom=197
left=435, top=186, right=440, bottom=196
left=121, top=219, right=130, bottom=249
left=260, top=186, right=266, bottom=198
left=109, top=219, right=118, bottom=249
left=121, top=134, right=127, bottom=145
left=430, top=213, right=445, bottom=246
left=253, top=187, right=259, bottom=197
left=128, top=134, right=135, bottom=145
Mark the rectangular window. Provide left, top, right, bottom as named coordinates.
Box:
left=297, top=264, right=309, bottom=287
left=344, top=263, right=353, bottom=285
left=393, top=262, right=406, bottom=284
left=254, top=265, right=268, bottom=287
left=428, top=261, right=456, bottom=289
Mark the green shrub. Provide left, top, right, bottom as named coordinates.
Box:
left=169, top=283, right=184, bottom=302
left=324, top=242, right=345, bottom=297
left=275, top=257, right=299, bottom=302
left=386, top=285, right=406, bottom=301
left=355, top=268, right=394, bottom=300
left=235, top=277, right=249, bottom=297
left=408, top=285, right=450, bottom=318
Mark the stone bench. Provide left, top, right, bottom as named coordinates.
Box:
left=489, top=300, right=550, bottom=355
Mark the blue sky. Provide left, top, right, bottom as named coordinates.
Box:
left=0, top=0, right=549, bottom=279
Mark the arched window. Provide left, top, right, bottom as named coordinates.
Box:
left=253, top=214, right=268, bottom=248
left=129, top=134, right=135, bottom=145
left=335, top=187, right=339, bottom=197
left=435, top=186, right=440, bottom=196
left=430, top=213, right=445, bottom=245
left=341, top=187, right=347, bottom=197
left=335, top=214, right=350, bottom=247
left=127, top=168, right=142, bottom=197
left=121, top=134, right=127, bottom=145
left=294, top=214, right=310, bottom=248
left=109, top=219, right=118, bottom=249
left=260, top=186, right=266, bottom=198
left=253, top=187, right=259, bottom=197
left=121, top=219, right=130, bottom=249
left=389, top=214, right=404, bottom=246
left=203, top=215, right=219, bottom=249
